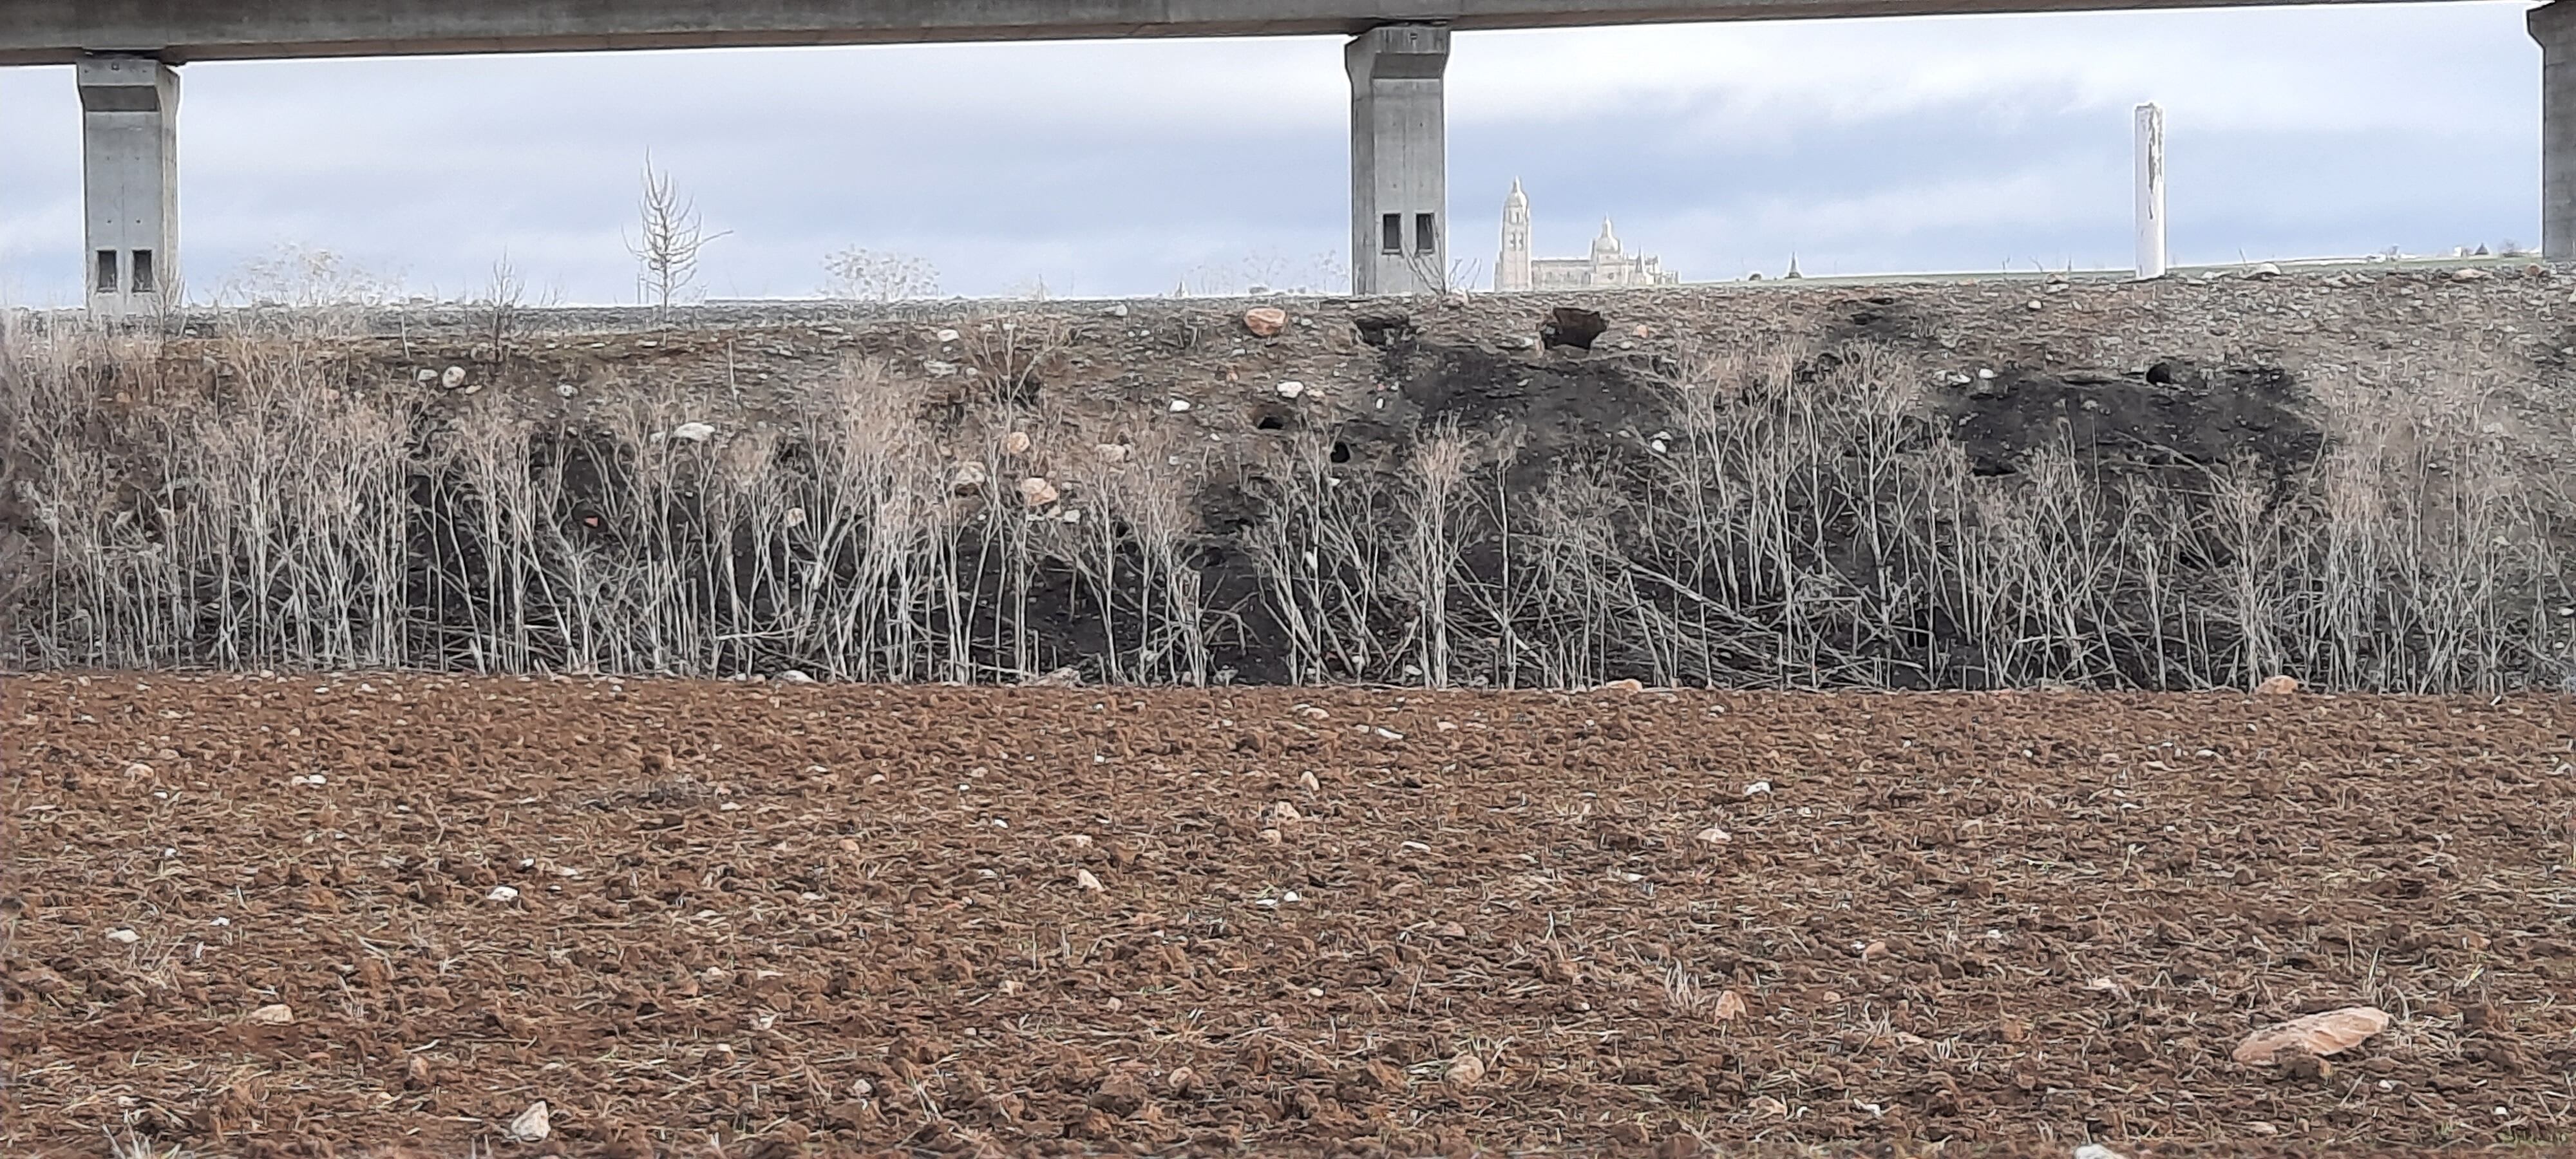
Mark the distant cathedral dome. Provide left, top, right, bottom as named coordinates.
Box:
left=1495, top=185, right=1676, bottom=291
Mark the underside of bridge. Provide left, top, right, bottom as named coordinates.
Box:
left=16, top=0, right=2562, bottom=310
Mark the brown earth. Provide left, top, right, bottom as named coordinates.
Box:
left=5, top=674, right=2575, bottom=1156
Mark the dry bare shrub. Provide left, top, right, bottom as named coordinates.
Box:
left=4, top=313, right=2569, bottom=693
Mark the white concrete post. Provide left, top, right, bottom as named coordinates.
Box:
left=2134, top=101, right=2166, bottom=280
left=79, top=53, right=180, bottom=318
left=1347, top=24, right=1448, bottom=296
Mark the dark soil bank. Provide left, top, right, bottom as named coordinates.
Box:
left=5, top=268, right=2571, bottom=690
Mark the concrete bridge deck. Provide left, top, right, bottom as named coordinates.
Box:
left=8, top=0, right=2563, bottom=316
left=0, top=0, right=2467, bottom=64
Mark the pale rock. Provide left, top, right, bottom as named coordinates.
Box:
left=1243, top=306, right=1289, bottom=337
left=505, top=1100, right=552, bottom=1144
left=249, top=1003, right=296, bottom=1025
left=1168, top=399, right=1193, bottom=413
left=935, top=328, right=961, bottom=343
left=949, top=460, right=990, bottom=495
left=2246, top=263, right=2282, bottom=279
left=2255, top=674, right=2300, bottom=695
left=1002, top=431, right=1032, bottom=455
left=1094, top=444, right=1131, bottom=463
left=923, top=360, right=958, bottom=377
left=1694, top=825, right=1731, bottom=845
left=554, top=382, right=577, bottom=398
left=440, top=366, right=467, bottom=390
left=486, top=885, right=520, bottom=903
left=1017, top=476, right=1059, bottom=508
left=1713, top=988, right=1747, bottom=1021
left=1076, top=869, right=1104, bottom=892
left=1103, top=303, right=1130, bottom=318
left=107, top=928, right=141, bottom=945
left=1743, top=780, right=1773, bottom=796
left=415, top=368, right=439, bottom=383
left=1444, top=1052, right=1486, bottom=1089
left=2233, top=1006, right=2391, bottom=1064
left=2072, top=1146, right=2129, bottom=1159
left=774, top=670, right=814, bottom=684
left=1275, top=381, right=1306, bottom=399
left=670, top=422, right=715, bottom=443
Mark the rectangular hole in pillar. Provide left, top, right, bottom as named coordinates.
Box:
left=1416, top=213, right=1437, bottom=256
left=1381, top=214, right=1402, bottom=255
left=132, top=250, right=155, bottom=293
left=96, top=250, right=119, bottom=293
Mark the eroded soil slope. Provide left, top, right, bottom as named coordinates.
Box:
left=5, top=675, right=2575, bottom=1156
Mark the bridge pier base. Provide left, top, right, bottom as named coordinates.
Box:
left=2538, top=4, right=2576, bottom=259
left=1347, top=24, right=1448, bottom=296
left=79, top=53, right=179, bottom=319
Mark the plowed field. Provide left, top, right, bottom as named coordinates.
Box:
left=5, top=674, right=2574, bottom=1157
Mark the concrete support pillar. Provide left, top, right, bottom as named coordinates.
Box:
left=1347, top=24, right=1448, bottom=296
left=79, top=53, right=179, bottom=319
left=2536, top=4, right=2576, bottom=259
left=2134, top=102, right=2166, bottom=279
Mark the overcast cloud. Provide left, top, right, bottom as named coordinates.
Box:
left=0, top=1, right=2540, bottom=305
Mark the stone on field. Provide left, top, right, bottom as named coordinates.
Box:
left=2256, top=674, right=2299, bottom=695
left=1076, top=869, right=1103, bottom=892
left=249, top=1003, right=295, bottom=1025
left=1244, top=307, right=1288, bottom=337
left=2233, top=1005, right=2390, bottom=1064
left=486, top=885, right=520, bottom=903
left=1003, top=431, right=1032, bottom=455
left=440, top=366, right=466, bottom=389
left=1444, top=1051, right=1485, bottom=1089
left=1017, top=476, right=1059, bottom=507
left=506, top=1100, right=552, bottom=1143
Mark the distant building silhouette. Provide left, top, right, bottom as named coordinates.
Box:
left=1494, top=179, right=1678, bottom=290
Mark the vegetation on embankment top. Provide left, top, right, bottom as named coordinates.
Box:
left=5, top=267, right=2572, bottom=690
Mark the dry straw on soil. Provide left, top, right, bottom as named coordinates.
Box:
left=3, top=307, right=2568, bottom=691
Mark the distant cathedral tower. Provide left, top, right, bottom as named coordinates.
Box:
left=1497, top=178, right=1533, bottom=291
left=1492, top=182, right=1676, bottom=291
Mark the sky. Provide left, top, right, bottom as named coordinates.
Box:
left=0, top=1, right=2543, bottom=305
